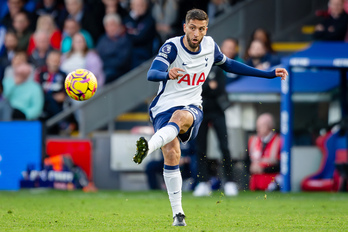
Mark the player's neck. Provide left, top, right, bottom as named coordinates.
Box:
left=183, top=35, right=199, bottom=53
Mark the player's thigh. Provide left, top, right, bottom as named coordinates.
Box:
left=169, top=110, right=194, bottom=133
left=162, top=137, right=181, bottom=165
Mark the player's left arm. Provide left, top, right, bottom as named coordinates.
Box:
left=214, top=43, right=288, bottom=80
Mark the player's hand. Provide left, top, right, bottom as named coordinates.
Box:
left=275, top=68, right=289, bottom=81
left=168, top=67, right=185, bottom=80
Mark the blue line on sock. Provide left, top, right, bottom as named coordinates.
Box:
left=167, top=122, right=179, bottom=134
left=164, top=164, right=179, bottom=170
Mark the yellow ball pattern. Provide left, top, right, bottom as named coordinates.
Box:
left=65, top=69, right=98, bottom=101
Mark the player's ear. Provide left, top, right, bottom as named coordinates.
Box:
left=183, top=23, right=186, bottom=33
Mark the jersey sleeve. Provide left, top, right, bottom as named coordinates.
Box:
left=213, top=43, right=226, bottom=65
left=219, top=57, right=276, bottom=78
left=147, top=42, right=177, bottom=82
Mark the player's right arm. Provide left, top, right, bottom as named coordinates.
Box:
left=147, top=42, right=184, bottom=81
left=213, top=43, right=288, bottom=80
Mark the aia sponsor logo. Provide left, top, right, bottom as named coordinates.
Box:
left=177, top=73, right=206, bottom=85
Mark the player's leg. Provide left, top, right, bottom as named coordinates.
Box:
left=133, top=109, right=193, bottom=164
left=212, top=112, right=238, bottom=196
left=161, top=110, right=193, bottom=226
left=162, top=107, right=202, bottom=226
left=162, top=138, right=186, bottom=226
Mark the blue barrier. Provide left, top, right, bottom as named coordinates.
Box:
left=0, top=121, right=42, bottom=190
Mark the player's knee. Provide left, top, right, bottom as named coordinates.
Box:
left=162, top=146, right=180, bottom=165
left=164, top=155, right=180, bottom=165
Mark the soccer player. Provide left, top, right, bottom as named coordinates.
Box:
left=133, top=9, right=288, bottom=226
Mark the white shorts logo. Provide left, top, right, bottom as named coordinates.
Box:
left=183, top=106, right=199, bottom=120
left=188, top=107, right=198, bottom=115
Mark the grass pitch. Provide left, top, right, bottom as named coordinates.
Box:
left=0, top=190, right=347, bottom=231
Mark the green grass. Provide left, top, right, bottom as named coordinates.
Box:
left=0, top=190, right=347, bottom=231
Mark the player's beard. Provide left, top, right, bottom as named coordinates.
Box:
left=186, top=34, right=202, bottom=50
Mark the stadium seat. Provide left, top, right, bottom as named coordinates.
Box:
left=301, top=130, right=348, bottom=192
left=272, top=42, right=310, bottom=57
left=272, top=42, right=310, bottom=52
left=301, top=26, right=316, bottom=35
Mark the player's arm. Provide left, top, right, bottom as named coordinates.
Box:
left=147, top=42, right=182, bottom=82
left=213, top=44, right=288, bottom=80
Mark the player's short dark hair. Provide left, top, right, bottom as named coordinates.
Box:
left=185, top=9, right=209, bottom=25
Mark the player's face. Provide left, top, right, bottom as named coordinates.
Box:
left=183, top=19, right=208, bottom=52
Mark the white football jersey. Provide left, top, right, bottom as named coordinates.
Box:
left=149, top=36, right=226, bottom=118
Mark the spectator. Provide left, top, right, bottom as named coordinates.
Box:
left=193, top=38, right=238, bottom=197
left=96, top=13, right=131, bottom=84
left=27, top=14, right=62, bottom=55
left=35, top=50, right=69, bottom=134
left=151, top=0, right=179, bottom=42
left=60, top=18, right=93, bottom=53
left=220, top=37, right=243, bottom=84
left=61, top=32, right=104, bottom=87
left=245, top=39, right=280, bottom=70
left=124, top=0, right=157, bottom=68
left=248, top=28, right=276, bottom=55
left=58, top=0, right=104, bottom=44
left=3, top=51, right=35, bottom=81
left=248, top=113, right=281, bottom=191
left=35, top=0, right=64, bottom=26
left=221, top=37, right=243, bottom=63
left=314, top=0, right=348, bottom=41
left=1, top=0, right=36, bottom=30
left=29, top=30, right=53, bottom=68
left=0, top=31, right=18, bottom=80
left=1, top=63, right=44, bottom=120
left=12, top=11, right=33, bottom=51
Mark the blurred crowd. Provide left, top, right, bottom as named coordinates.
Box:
left=0, top=0, right=245, bottom=134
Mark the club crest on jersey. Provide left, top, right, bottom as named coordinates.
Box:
left=177, top=72, right=206, bottom=86
left=162, top=44, right=171, bottom=54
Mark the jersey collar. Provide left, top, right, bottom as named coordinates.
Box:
left=180, top=36, right=202, bottom=55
